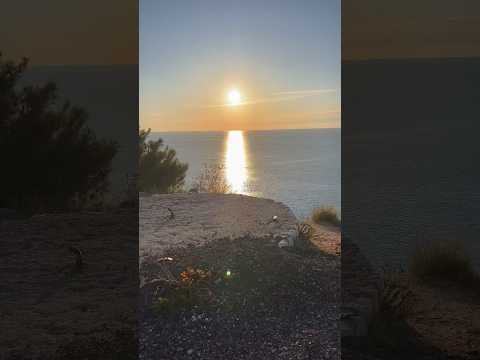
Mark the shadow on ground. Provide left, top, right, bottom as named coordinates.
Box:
left=140, top=235, right=340, bottom=360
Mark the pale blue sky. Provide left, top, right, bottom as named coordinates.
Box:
left=140, top=0, right=340, bottom=131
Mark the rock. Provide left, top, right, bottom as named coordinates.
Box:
left=278, top=239, right=290, bottom=248
left=286, top=229, right=297, bottom=247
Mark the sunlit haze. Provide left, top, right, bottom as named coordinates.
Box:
left=227, top=89, right=242, bottom=107
left=140, top=0, right=340, bottom=132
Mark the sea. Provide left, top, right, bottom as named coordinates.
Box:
left=150, top=128, right=341, bottom=221
left=343, top=58, right=480, bottom=271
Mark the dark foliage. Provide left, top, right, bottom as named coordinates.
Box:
left=0, top=53, right=118, bottom=213
left=139, top=128, right=188, bottom=193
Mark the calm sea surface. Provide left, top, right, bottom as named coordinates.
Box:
left=343, top=59, right=480, bottom=271
left=151, top=128, right=340, bottom=220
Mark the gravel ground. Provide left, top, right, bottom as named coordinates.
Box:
left=139, top=194, right=340, bottom=360
left=140, top=236, right=340, bottom=360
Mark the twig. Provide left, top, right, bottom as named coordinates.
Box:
left=69, top=246, right=83, bottom=272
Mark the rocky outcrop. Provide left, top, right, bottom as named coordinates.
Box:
left=140, top=193, right=299, bottom=258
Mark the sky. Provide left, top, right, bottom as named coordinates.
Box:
left=140, top=0, right=340, bottom=132
left=343, top=0, right=480, bottom=60
left=0, top=0, right=137, bottom=65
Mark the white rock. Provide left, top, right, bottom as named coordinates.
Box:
left=286, top=229, right=298, bottom=246
left=278, top=239, right=290, bottom=248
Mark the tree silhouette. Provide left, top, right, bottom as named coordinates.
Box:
left=139, top=128, right=188, bottom=193
left=0, top=53, right=118, bottom=213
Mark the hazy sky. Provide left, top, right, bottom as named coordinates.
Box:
left=343, top=0, right=480, bottom=60
left=140, top=0, right=340, bottom=132
left=0, top=0, right=137, bottom=65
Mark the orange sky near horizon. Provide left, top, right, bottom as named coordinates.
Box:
left=140, top=1, right=340, bottom=132
left=140, top=86, right=341, bottom=132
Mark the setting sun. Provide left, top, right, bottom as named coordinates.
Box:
left=227, top=88, right=242, bottom=106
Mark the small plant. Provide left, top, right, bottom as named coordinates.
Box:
left=151, top=267, right=214, bottom=315
left=179, top=267, right=211, bottom=286
left=380, top=267, right=414, bottom=318
left=150, top=296, right=172, bottom=313
left=409, top=239, right=478, bottom=285
left=311, top=206, right=340, bottom=226
left=191, top=163, right=231, bottom=194
left=295, top=222, right=314, bottom=249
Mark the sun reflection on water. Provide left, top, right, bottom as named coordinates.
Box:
left=225, top=130, right=248, bottom=194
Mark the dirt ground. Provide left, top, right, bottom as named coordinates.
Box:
left=0, top=209, right=138, bottom=359
left=140, top=193, right=298, bottom=259
left=403, top=278, right=480, bottom=359
left=342, top=273, right=480, bottom=360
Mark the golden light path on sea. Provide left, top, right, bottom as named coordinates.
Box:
left=225, top=130, right=248, bottom=194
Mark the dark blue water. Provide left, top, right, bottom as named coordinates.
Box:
left=343, top=58, right=480, bottom=270
left=151, top=128, right=340, bottom=220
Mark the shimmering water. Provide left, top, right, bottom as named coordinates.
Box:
left=151, top=128, right=340, bottom=220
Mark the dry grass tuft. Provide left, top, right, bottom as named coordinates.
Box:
left=311, top=206, right=340, bottom=226
left=191, top=163, right=231, bottom=194
left=409, top=239, right=479, bottom=286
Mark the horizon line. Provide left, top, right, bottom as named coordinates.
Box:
left=28, top=63, right=138, bottom=68
left=146, top=126, right=341, bottom=134
left=343, top=55, right=480, bottom=63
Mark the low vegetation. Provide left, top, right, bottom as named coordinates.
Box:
left=150, top=267, right=215, bottom=315
left=139, top=128, right=188, bottom=193
left=191, top=163, right=231, bottom=194
left=379, top=267, right=414, bottom=319
left=142, top=235, right=331, bottom=317
left=409, top=239, right=479, bottom=286
left=0, top=53, right=118, bottom=213
left=311, top=206, right=340, bottom=226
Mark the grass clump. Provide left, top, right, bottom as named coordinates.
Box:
left=311, top=206, right=340, bottom=226
left=150, top=267, right=214, bottom=315
left=409, top=240, right=479, bottom=286
left=191, top=163, right=231, bottom=194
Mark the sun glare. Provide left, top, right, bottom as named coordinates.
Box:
left=227, top=88, right=242, bottom=106
left=225, top=130, right=247, bottom=193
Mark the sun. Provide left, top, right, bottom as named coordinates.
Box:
left=227, top=88, right=242, bottom=106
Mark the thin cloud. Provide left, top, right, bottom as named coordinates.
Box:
left=194, top=88, right=336, bottom=109
left=275, top=89, right=336, bottom=96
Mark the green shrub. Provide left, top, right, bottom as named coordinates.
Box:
left=0, top=53, right=118, bottom=213
left=139, top=128, right=188, bottom=193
